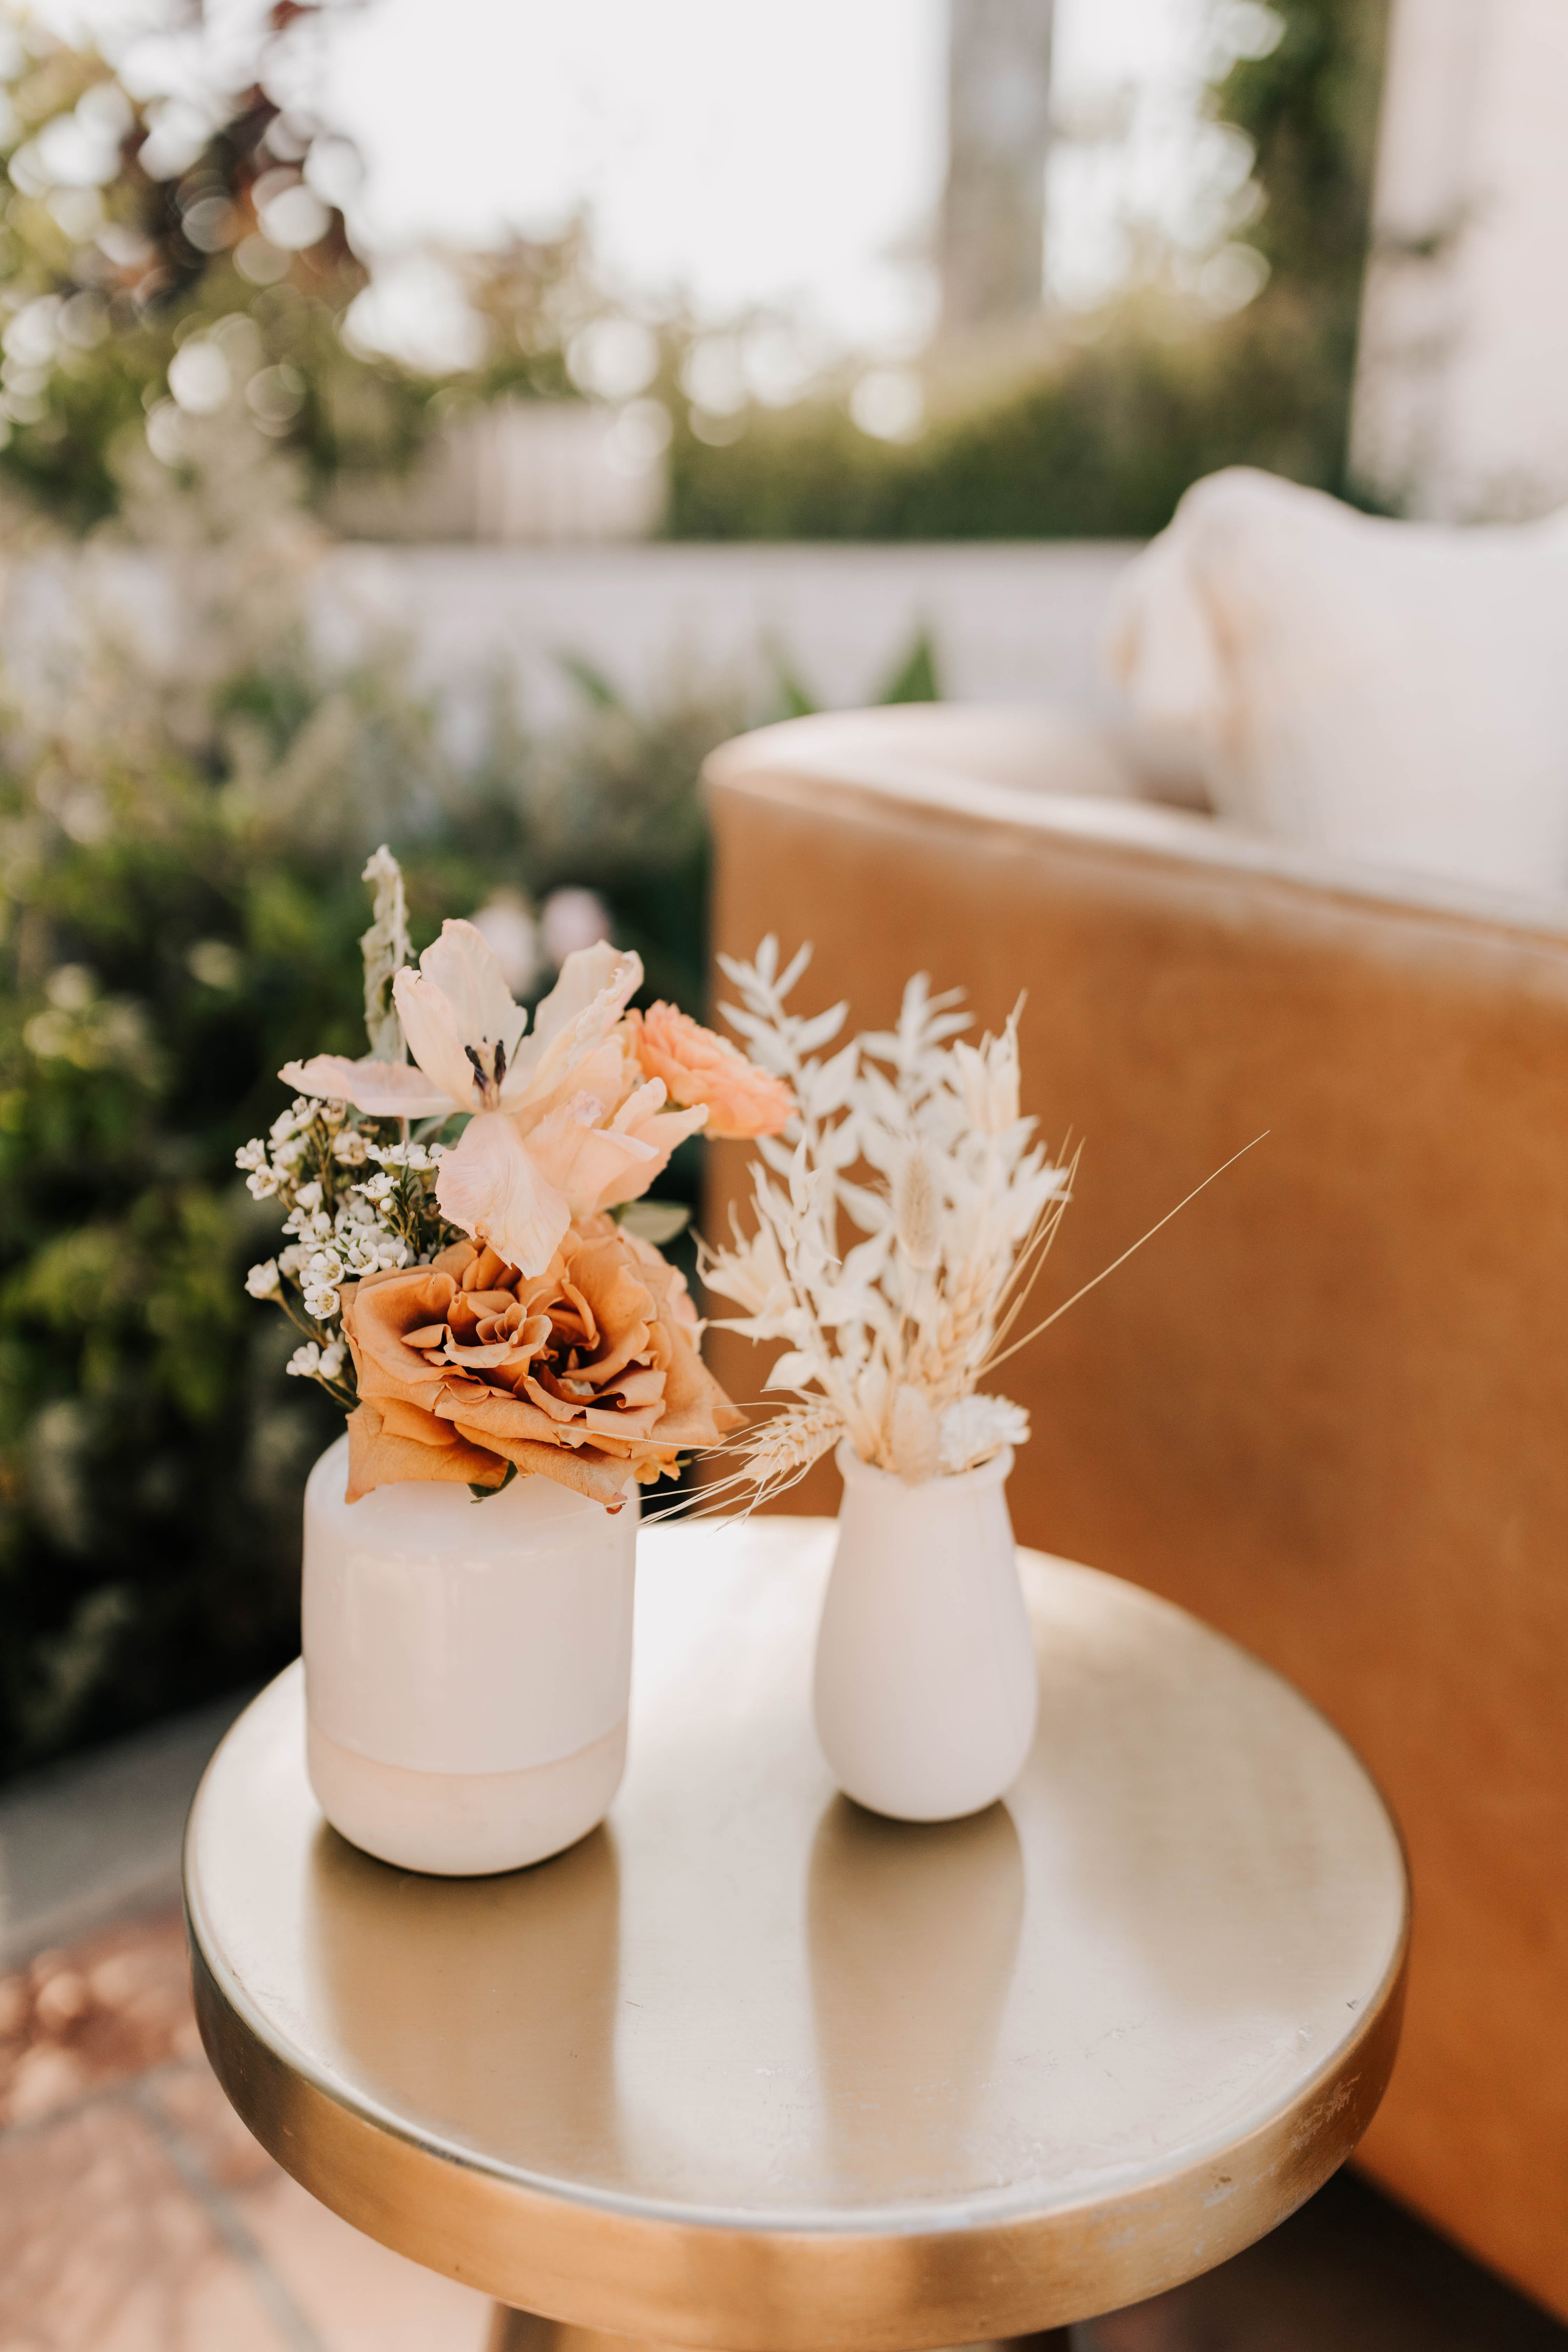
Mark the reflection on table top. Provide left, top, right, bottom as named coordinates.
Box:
left=185, top=1519, right=1408, bottom=2344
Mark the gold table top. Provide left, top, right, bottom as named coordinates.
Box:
left=185, top=1520, right=1408, bottom=2350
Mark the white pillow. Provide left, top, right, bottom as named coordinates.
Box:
left=1105, top=466, right=1568, bottom=893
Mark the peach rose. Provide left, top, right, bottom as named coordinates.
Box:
left=339, top=1223, right=739, bottom=1507
left=626, top=1004, right=793, bottom=1140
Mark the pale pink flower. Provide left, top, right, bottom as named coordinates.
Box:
left=282, top=926, right=707, bottom=1275
left=541, top=886, right=612, bottom=966
left=469, top=894, right=541, bottom=997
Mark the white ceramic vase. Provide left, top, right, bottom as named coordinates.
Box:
left=301, top=1432, right=636, bottom=1877
left=813, top=1440, right=1038, bottom=1823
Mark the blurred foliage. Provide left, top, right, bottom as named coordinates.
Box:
left=1217, top=0, right=1390, bottom=332
left=0, top=5, right=391, bottom=522
left=0, top=406, right=741, bottom=1777
left=670, top=0, right=1392, bottom=540
left=1209, top=0, right=1392, bottom=493
left=0, top=0, right=1391, bottom=551
left=666, top=311, right=1354, bottom=540
left=0, top=6, right=584, bottom=527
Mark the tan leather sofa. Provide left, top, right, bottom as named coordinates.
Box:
left=701, top=704, right=1568, bottom=2323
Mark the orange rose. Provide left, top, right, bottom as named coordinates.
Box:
left=340, top=1222, right=740, bottom=1507
left=627, top=1004, right=793, bottom=1140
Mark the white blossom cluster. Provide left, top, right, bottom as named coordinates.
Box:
left=236, top=1098, right=453, bottom=1405
left=700, top=939, right=1068, bottom=1500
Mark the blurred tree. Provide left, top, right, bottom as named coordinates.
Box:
left=0, top=9, right=580, bottom=526
left=1212, top=0, right=1392, bottom=496
left=940, top=0, right=1055, bottom=338
left=671, top=0, right=1392, bottom=539
left=0, top=7, right=386, bottom=520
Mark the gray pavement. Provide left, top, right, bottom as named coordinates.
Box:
left=0, top=1688, right=258, bottom=1968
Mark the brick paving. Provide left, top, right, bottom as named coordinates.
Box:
left=0, top=1907, right=490, bottom=2352
left=2, top=1904, right=1564, bottom=2352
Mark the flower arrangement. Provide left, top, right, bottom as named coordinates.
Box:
left=698, top=940, right=1077, bottom=1505
left=239, top=850, right=790, bottom=1506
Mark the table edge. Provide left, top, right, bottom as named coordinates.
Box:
left=187, top=1916, right=1405, bottom=2344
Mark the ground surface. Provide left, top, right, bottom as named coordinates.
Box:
left=2, top=1903, right=1563, bottom=2352
left=0, top=1905, right=491, bottom=2352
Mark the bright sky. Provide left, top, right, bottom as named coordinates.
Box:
left=295, top=0, right=951, bottom=351
left=36, top=0, right=1237, bottom=362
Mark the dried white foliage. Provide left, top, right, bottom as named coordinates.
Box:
left=699, top=939, right=1072, bottom=1502
left=359, top=843, right=411, bottom=1062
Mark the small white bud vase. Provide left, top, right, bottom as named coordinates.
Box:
left=813, top=1441, right=1038, bottom=1822
left=301, top=1433, right=636, bottom=1877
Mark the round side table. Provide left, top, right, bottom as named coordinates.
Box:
left=184, top=1519, right=1408, bottom=2352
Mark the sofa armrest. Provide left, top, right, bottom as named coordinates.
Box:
left=705, top=699, right=1216, bottom=810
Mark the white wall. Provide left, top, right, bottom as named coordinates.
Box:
left=1353, top=0, right=1568, bottom=522
left=316, top=540, right=1139, bottom=732
left=328, top=404, right=669, bottom=546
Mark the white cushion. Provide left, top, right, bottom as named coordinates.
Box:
left=1106, top=466, right=1568, bottom=893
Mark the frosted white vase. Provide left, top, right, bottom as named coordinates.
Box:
left=813, top=1441, right=1038, bottom=1823
left=301, top=1433, right=636, bottom=1876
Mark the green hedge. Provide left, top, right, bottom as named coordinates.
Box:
left=669, top=303, right=1362, bottom=543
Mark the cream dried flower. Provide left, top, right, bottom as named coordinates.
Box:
left=698, top=943, right=1262, bottom=1511
left=696, top=942, right=1065, bottom=1504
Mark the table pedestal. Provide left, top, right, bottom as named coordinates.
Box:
left=488, top=2316, right=1073, bottom=2352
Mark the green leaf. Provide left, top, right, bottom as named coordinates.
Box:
left=616, top=1199, right=691, bottom=1245
left=556, top=651, right=625, bottom=712
left=877, top=629, right=941, bottom=706
left=769, top=658, right=818, bottom=720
